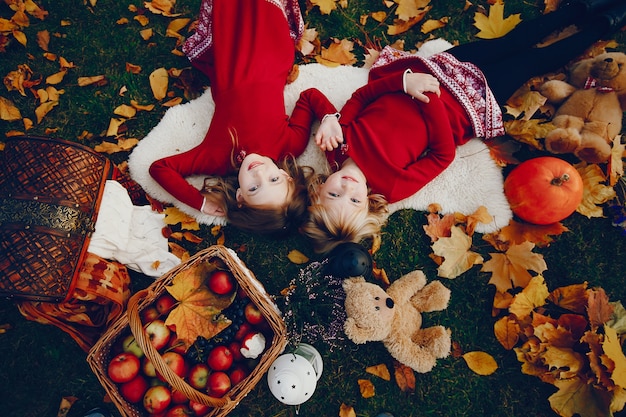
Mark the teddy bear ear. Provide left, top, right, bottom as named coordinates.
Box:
left=342, top=276, right=365, bottom=291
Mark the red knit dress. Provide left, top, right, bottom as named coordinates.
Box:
left=327, top=48, right=504, bottom=203
left=149, top=0, right=337, bottom=211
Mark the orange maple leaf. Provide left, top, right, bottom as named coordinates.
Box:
left=423, top=212, right=455, bottom=242
left=431, top=225, right=483, bottom=278
left=164, top=261, right=235, bottom=349
left=483, top=220, right=569, bottom=251
left=482, top=241, right=547, bottom=292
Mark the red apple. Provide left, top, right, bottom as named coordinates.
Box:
left=143, top=385, right=172, bottom=414
left=170, top=387, right=189, bottom=405
left=228, top=341, right=243, bottom=362
left=141, top=306, right=160, bottom=323
left=234, top=322, right=253, bottom=341
left=243, top=302, right=265, bottom=326
left=206, top=371, right=231, bottom=397
left=108, top=352, right=141, bottom=383
left=229, top=364, right=249, bottom=386
left=145, top=319, right=171, bottom=351
left=187, top=363, right=210, bottom=390
left=142, top=357, right=157, bottom=378
left=207, top=345, right=233, bottom=371
left=122, top=334, right=145, bottom=359
left=120, top=374, right=149, bottom=403
left=155, top=293, right=177, bottom=315
left=165, top=404, right=191, bottom=417
left=189, top=400, right=212, bottom=416
left=207, top=270, right=236, bottom=295
left=158, top=351, right=187, bottom=382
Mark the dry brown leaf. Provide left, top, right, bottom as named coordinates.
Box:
left=465, top=206, right=493, bottom=236
left=482, top=241, right=547, bottom=292
left=421, top=17, right=448, bottom=34
left=113, top=104, right=136, bottom=118
left=393, top=361, right=416, bottom=392
left=603, top=326, right=626, bottom=388
left=46, top=69, right=67, bottom=85
left=316, top=38, right=357, bottom=66
left=36, top=29, right=49, bottom=51
left=387, top=15, right=424, bottom=35
left=339, top=403, right=356, bottom=417
left=587, top=288, right=614, bottom=330
left=149, top=67, right=169, bottom=100
left=423, top=212, right=455, bottom=242
left=0, top=96, right=22, bottom=121
left=395, top=0, right=431, bottom=21
left=77, top=75, right=106, bottom=87
left=372, top=267, right=390, bottom=286
left=463, top=351, right=498, bottom=375
left=608, top=135, right=625, bottom=186
left=140, top=28, right=153, bottom=41
left=483, top=220, right=569, bottom=251
left=287, top=249, right=309, bottom=264
left=105, top=117, right=125, bottom=137
left=503, top=90, right=546, bottom=120
left=473, top=1, right=521, bottom=39
left=182, top=231, right=203, bottom=244
left=297, top=28, right=319, bottom=56
left=358, top=379, right=375, bottom=398
left=126, top=62, right=142, bottom=74
left=575, top=162, right=616, bottom=218
left=547, top=282, right=588, bottom=314
left=130, top=100, right=154, bottom=111
left=166, top=18, right=190, bottom=37
left=494, top=315, right=520, bottom=350
left=34, top=100, right=57, bottom=123
left=145, top=0, right=181, bottom=16
left=162, top=97, right=183, bottom=107
left=59, top=57, right=74, bottom=69
left=366, top=363, right=391, bottom=381
left=431, top=225, right=484, bottom=278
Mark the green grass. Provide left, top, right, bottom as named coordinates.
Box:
left=1, top=0, right=625, bottom=416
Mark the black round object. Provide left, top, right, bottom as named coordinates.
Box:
left=325, top=242, right=373, bottom=279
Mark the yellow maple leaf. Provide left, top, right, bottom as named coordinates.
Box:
left=421, top=17, right=448, bottom=34
left=503, top=119, right=553, bottom=150
left=575, top=162, right=617, bottom=218
left=395, top=0, right=431, bottom=21
left=297, top=28, right=319, bottom=57
left=482, top=241, right=547, bottom=292
left=164, top=262, right=234, bottom=349
left=431, top=225, right=484, bottom=279
left=542, top=346, right=585, bottom=379
left=604, top=326, right=626, bottom=388
left=473, top=1, right=521, bottom=39
left=462, top=351, right=498, bottom=375
left=503, top=90, right=547, bottom=120
left=164, top=206, right=200, bottom=230
left=316, top=38, right=357, bottom=67
left=311, top=0, right=338, bottom=15
left=509, top=275, right=549, bottom=319
left=548, top=378, right=605, bottom=417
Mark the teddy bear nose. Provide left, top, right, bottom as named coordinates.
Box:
left=386, top=298, right=394, bottom=309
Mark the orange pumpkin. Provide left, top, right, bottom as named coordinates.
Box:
left=503, top=156, right=583, bottom=225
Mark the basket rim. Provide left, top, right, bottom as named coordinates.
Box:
left=87, top=245, right=288, bottom=417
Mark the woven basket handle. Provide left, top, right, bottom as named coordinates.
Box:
left=127, top=289, right=232, bottom=408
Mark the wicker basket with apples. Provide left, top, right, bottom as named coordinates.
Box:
left=87, top=245, right=288, bottom=417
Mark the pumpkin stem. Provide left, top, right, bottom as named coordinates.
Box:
left=551, top=173, right=570, bottom=186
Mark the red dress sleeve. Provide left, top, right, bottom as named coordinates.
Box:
left=386, top=93, right=456, bottom=202
left=339, top=72, right=404, bottom=126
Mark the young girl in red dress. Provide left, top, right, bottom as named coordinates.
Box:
left=303, top=0, right=626, bottom=253
left=149, top=0, right=340, bottom=234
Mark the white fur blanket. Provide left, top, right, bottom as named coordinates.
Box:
left=128, top=39, right=512, bottom=233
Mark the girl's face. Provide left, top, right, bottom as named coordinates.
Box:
left=237, top=153, right=292, bottom=208
left=318, top=159, right=368, bottom=218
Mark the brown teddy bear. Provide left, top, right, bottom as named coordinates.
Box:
left=342, top=270, right=451, bottom=373
left=539, top=51, right=626, bottom=163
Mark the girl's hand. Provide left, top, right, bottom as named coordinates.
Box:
left=405, top=72, right=440, bottom=103
left=315, top=113, right=344, bottom=152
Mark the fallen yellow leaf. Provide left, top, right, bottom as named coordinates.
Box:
left=473, top=1, right=521, bottom=39
left=0, top=96, right=22, bottom=121
left=149, top=67, right=169, bottom=100
left=287, top=249, right=309, bottom=264
left=358, top=379, right=375, bottom=398
left=366, top=363, right=391, bottom=381
left=462, top=351, right=498, bottom=375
